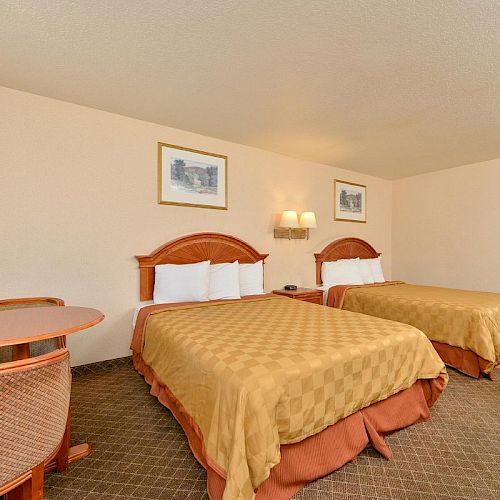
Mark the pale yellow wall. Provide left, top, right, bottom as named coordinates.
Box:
left=393, top=158, right=500, bottom=292
left=0, top=86, right=392, bottom=366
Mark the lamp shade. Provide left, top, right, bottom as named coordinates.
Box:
left=299, top=211, right=317, bottom=228
left=280, top=210, right=299, bottom=228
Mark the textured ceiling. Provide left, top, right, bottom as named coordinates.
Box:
left=1, top=1, right=499, bottom=179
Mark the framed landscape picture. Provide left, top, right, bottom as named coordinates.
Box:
left=334, top=179, right=366, bottom=223
left=158, top=142, right=227, bottom=210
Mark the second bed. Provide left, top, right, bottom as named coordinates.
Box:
left=316, top=237, right=500, bottom=378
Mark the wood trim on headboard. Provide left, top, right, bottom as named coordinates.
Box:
left=314, top=237, right=380, bottom=285
left=135, top=232, right=269, bottom=301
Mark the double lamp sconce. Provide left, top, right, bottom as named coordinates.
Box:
left=274, top=211, right=317, bottom=240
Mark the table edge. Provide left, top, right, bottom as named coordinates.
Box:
left=0, top=311, right=104, bottom=347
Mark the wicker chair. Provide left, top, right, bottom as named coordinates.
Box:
left=0, top=298, right=65, bottom=363
left=0, top=348, right=71, bottom=499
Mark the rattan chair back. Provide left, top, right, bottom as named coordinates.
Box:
left=0, top=348, right=71, bottom=496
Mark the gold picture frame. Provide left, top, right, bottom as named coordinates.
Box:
left=158, top=142, right=228, bottom=210
left=334, top=179, right=366, bottom=223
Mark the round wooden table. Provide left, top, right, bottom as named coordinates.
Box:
left=0, top=305, right=104, bottom=472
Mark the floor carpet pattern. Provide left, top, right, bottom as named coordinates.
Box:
left=42, top=358, right=499, bottom=499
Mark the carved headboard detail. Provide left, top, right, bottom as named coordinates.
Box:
left=136, top=232, right=269, bottom=300
left=314, top=237, right=380, bottom=285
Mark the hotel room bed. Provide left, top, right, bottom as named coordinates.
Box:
left=132, top=233, right=447, bottom=500
left=316, top=237, right=500, bottom=379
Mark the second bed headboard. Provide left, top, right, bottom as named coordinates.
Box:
left=314, top=237, right=380, bottom=285
left=135, top=232, right=269, bottom=300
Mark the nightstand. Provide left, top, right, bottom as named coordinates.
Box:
left=272, top=288, right=323, bottom=305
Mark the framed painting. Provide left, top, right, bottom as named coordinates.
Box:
left=158, top=142, right=228, bottom=210
left=334, top=179, right=366, bottom=223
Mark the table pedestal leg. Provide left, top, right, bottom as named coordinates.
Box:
left=45, top=407, right=91, bottom=473
left=56, top=412, right=70, bottom=473
left=12, top=343, right=30, bottom=361
left=45, top=445, right=91, bottom=473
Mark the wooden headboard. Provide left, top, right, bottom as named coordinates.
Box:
left=314, top=237, right=380, bottom=285
left=136, top=232, right=269, bottom=300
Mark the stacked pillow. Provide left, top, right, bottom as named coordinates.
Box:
left=321, top=257, right=385, bottom=289
left=153, top=260, right=265, bottom=304
left=209, top=262, right=240, bottom=300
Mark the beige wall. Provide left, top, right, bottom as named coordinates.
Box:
left=393, top=158, right=500, bottom=292
left=0, top=86, right=392, bottom=366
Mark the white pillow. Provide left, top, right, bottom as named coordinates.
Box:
left=239, top=261, right=264, bottom=296
left=321, top=259, right=364, bottom=287
left=153, top=260, right=210, bottom=304
left=209, top=261, right=241, bottom=300
left=368, top=257, right=385, bottom=283
left=357, top=259, right=375, bottom=284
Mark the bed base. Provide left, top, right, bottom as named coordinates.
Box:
left=133, top=352, right=446, bottom=500
left=431, top=341, right=497, bottom=380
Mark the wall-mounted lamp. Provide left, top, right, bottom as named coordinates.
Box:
left=299, top=211, right=317, bottom=239
left=274, top=210, right=317, bottom=240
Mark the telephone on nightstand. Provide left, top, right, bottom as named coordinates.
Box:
left=284, top=285, right=298, bottom=291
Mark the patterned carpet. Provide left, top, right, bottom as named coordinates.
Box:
left=43, top=358, right=500, bottom=500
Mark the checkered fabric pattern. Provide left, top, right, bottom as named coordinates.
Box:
left=340, top=283, right=500, bottom=373
left=141, top=297, right=446, bottom=500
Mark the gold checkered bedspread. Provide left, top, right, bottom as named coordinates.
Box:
left=139, top=296, right=446, bottom=500
left=339, top=283, right=500, bottom=373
